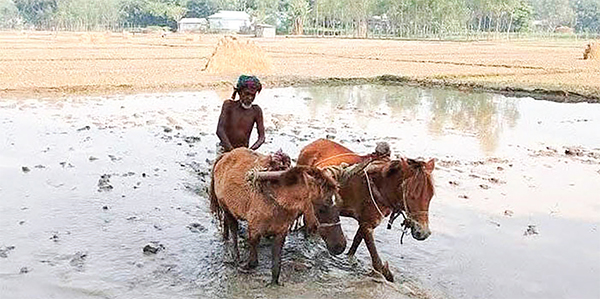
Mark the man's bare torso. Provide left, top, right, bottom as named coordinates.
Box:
left=222, top=100, right=259, bottom=148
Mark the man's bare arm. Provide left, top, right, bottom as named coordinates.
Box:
left=216, top=102, right=234, bottom=151
left=250, top=106, right=265, bottom=150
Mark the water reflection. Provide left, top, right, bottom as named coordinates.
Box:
left=300, top=85, right=520, bottom=154
left=425, top=89, right=520, bottom=153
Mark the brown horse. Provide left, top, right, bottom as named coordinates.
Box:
left=210, top=148, right=350, bottom=285
left=297, top=139, right=435, bottom=282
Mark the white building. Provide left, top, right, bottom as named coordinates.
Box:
left=255, top=24, right=276, bottom=38
left=177, top=18, right=208, bottom=32
left=207, top=11, right=251, bottom=33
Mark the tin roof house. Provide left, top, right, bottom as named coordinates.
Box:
left=177, top=18, right=208, bottom=32
left=207, top=11, right=251, bottom=33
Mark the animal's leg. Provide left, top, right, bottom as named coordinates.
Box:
left=225, top=212, right=240, bottom=263
left=363, top=227, right=394, bottom=282
left=269, top=233, right=287, bottom=286
left=240, top=231, right=260, bottom=271
left=222, top=214, right=230, bottom=241
left=347, top=226, right=364, bottom=256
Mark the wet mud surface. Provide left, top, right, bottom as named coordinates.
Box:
left=1, top=85, right=599, bottom=299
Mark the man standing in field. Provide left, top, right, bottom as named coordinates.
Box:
left=216, top=75, right=265, bottom=154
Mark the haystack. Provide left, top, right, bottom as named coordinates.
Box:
left=583, top=42, right=599, bottom=60
left=203, top=36, right=272, bottom=74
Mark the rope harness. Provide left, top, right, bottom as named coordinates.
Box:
left=318, top=221, right=342, bottom=228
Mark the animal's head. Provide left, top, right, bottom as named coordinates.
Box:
left=300, top=167, right=347, bottom=255
left=255, top=166, right=346, bottom=255
left=381, top=158, right=435, bottom=241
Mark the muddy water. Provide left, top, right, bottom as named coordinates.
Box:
left=1, top=85, right=599, bottom=299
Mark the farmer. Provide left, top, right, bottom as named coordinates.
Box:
left=216, top=75, right=265, bottom=154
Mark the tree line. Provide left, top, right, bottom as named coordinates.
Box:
left=0, top=0, right=598, bottom=37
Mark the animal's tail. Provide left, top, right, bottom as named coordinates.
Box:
left=209, top=156, right=223, bottom=224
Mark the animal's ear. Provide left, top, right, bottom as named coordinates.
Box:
left=382, top=160, right=402, bottom=177
left=424, top=159, right=435, bottom=174
left=401, top=157, right=410, bottom=170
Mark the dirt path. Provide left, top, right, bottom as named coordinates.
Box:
left=0, top=31, right=598, bottom=102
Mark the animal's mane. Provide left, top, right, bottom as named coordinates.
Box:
left=377, top=158, right=434, bottom=196
left=405, top=159, right=435, bottom=196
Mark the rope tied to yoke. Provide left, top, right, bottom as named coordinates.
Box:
left=362, top=160, right=428, bottom=245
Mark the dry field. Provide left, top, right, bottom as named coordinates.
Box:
left=0, top=31, right=599, bottom=101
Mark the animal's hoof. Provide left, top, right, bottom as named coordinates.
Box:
left=266, top=280, right=283, bottom=287
left=381, top=262, right=394, bottom=282
left=238, top=261, right=257, bottom=273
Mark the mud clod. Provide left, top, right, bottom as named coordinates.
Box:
left=69, top=252, right=88, bottom=270
left=187, top=223, right=207, bottom=233
left=183, top=136, right=202, bottom=143
left=143, top=242, right=165, bottom=254
left=50, top=234, right=59, bottom=242
left=98, top=174, right=113, bottom=192
left=524, top=225, right=539, bottom=236
left=59, top=161, right=74, bottom=168
left=0, top=246, right=16, bottom=258
left=565, top=148, right=581, bottom=156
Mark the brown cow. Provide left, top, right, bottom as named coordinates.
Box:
left=297, top=139, right=435, bottom=282
left=210, top=148, right=350, bottom=285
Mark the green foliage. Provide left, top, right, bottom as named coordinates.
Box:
left=13, top=0, right=57, bottom=28
left=512, top=0, right=532, bottom=31
left=0, top=0, right=20, bottom=28
left=572, top=0, right=600, bottom=32
left=120, top=0, right=186, bottom=30
left=185, top=0, right=218, bottom=18
left=530, top=0, right=575, bottom=30
left=54, top=0, right=121, bottom=30
left=1, top=0, right=597, bottom=34
left=288, top=0, right=309, bottom=34
left=250, top=0, right=278, bottom=25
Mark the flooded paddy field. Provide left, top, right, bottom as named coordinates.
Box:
left=1, top=85, right=599, bottom=299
